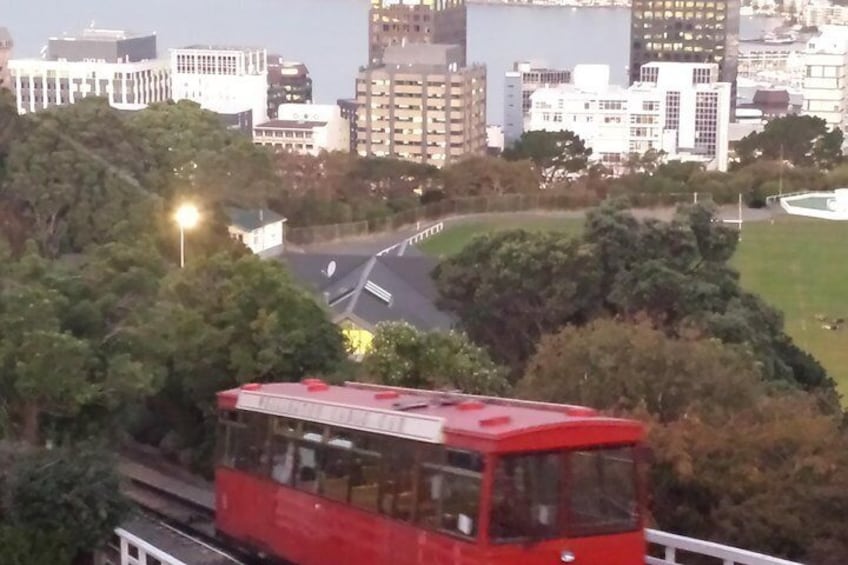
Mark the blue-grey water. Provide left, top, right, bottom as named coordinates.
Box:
left=2, top=0, right=776, bottom=123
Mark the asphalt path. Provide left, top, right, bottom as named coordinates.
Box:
left=297, top=205, right=780, bottom=257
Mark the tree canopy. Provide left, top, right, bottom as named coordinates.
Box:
left=503, top=130, right=592, bottom=185
left=360, top=322, right=510, bottom=395
left=734, top=114, right=844, bottom=169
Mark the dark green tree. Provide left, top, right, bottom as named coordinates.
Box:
left=433, top=229, right=601, bottom=372
left=503, top=130, right=592, bottom=184
left=734, top=115, right=843, bottom=169
left=361, top=322, right=510, bottom=395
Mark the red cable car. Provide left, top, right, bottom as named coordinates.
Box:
left=215, top=380, right=647, bottom=564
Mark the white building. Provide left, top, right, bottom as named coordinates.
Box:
left=801, top=26, right=848, bottom=132
left=252, top=103, right=350, bottom=155
left=170, top=45, right=268, bottom=127
left=9, top=29, right=170, bottom=114
left=503, top=61, right=571, bottom=146
left=225, top=207, right=287, bottom=255
left=803, top=0, right=848, bottom=28
left=528, top=63, right=731, bottom=172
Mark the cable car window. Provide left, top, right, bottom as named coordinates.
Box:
left=322, top=430, right=354, bottom=502
left=228, top=412, right=270, bottom=474
left=415, top=445, right=445, bottom=529
left=439, top=467, right=482, bottom=538
left=567, top=447, right=639, bottom=537
left=270, top=417, right=297, bottom=484
left=489, top=451, right=561, bottom=543
left=294, top=424, right=325, bottom=493
left=377, top=438, right=414, bottom=519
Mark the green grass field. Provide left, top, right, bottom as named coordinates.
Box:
left=418, top=214, right=848, bottom=397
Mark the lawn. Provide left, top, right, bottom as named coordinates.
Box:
left=418, top=214, right=848, bottom=397
left=417, top=215, right=585, bottom=257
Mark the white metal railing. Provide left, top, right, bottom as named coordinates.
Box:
left=646, top=529, right=804, bottom=565
left=376, top=221, right=444, bottom=256
left=765, top=190, right=811, bottom=205
left=96, top=528, right=189, bottom=565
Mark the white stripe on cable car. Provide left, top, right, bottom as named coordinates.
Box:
left=236, top=390, right=446, bottom=443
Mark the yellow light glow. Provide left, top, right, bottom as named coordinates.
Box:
left=175, top=203, right=200, bottom=229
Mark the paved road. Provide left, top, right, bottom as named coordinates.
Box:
left=298, top=205, right=780, bottom=257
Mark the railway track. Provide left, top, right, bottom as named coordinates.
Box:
left=118, top=454, right=259, bottom=565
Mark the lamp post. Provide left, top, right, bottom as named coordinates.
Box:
left=175, top=203, right=199, bottom=268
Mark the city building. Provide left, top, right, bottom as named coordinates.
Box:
left=629, top=0, right=740, bottom=110
left=528, top=62, right=731, bottom=172
left=504, top=60, right=571, bottom=146
left=170, top=45, right=268, bottom=129
left=355, top=43, right=486, bottom=166
left=801, top=25, right=848, bottom=132
left=487, top=124, right=505, bottom=153
left=803, top=0, right=848, bottom=28
left=738, top=41, right=805, bottom=88
left=9, top=28, right=170, bottom=114
left=226, top=206, right=287, bottom=255
left=282, top=252, right=455, bottom=357
left=368, top=0, right=467, bottom=65
left=253, top=103, right=350, bottom=155
left=0, top=27, right=12, bottom=91
left=337, top=98, right=361, bottom=153
left=266, top=55, right=312, bottom=118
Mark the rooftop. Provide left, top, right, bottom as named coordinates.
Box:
left=49, top=28, right=150, bottom=41
left=382, top=43, right=462, bottom=67
left=218, top=381, right=640, bottom=443
left=177, top=44, right=262, bottom=53
left=225, top=207, right=286, bottom=232
left=256, top=119, right=327, bottom=130
left=0, top=27, right=12, bottom=47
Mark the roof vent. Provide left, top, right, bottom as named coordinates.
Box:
left=241, top=383, right=262, bottom=391
left=564, top=406, right=597, bottom=418
left=364, top=280, right=393, bottom=305
left=479, top=415, right=512, bottom=428
left=302, top=377, right=325, bottom=386
left=307, top=383, right=329, bottom=392
left=393, top=400, right=429, bottom=412
left=375, top=391, right=400, bottom=400
left=457, top=400, right=485, bottom=411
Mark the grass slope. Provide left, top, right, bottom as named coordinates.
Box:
left=418, top=214, right=848, bottom=397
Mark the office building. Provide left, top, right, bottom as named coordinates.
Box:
left=528, top=63, right=731, bottom=172
left=9, top=29, right=170, bottom=114
left=801, top=26, right=848, bottom=132
left=803, top=0, right=848, bottom=28
left=738, top=41, right=805, bottom=88
left=629, top=0, right=740, bottom=109
left=171, top=45, right=268, bottom=128
left=267, top=55, right=312, bottom=118
left=368, top=0, right=467, bottom=65
left=504, top=60, right=571, bottom=145
left=356, top=43, right=486, bottom=166
left=253, top=103, right=350, bottom=155
left=0, top=27, right=12, bottom=91
left=337, top=98, right=361, bottom=153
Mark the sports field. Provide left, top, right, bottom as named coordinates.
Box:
left=418, top=214, right=848, bottom=397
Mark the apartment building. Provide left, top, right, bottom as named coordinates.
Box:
left=801, top=26, right=848, bottom=132
left=356, top=43, right=486, bottom=166
left=266, top=55, right=312, bottom=118
left=630, top=0, right=740, bottom=111
left=337, top=98, right=361, bottom=153
left=9, top=28, right=170, bottom=114
left=504, top=60, right=571, bottom=146
left=528, top=62, right=731, bottom=172
left=253, top=103, right=350, bottom=155
left=369, top=0, right=467, bottom=65
left=171, top=45, right=268, bottom=128
left=803, top=0, right=848, bottom=28
left=0, top=27, right=12, bottom=91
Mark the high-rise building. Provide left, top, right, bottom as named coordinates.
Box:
left=337, top=98, right=361, bottom=153
left=504, top=61, right=571, bottom=146
left=170, top=45, right=268, bottom=129
left=356, top=43, right=486, bottom=166
left=801, top=26, right=848, bottom=133
left=528, top=63, right=731, bottom=172
left=629, top=0, right=740, bottom=109
left=368, top=0, right=467, bottom=66
left=0, top=27, right=12, bottom=91
left=267, top=55, right=312, bottom=118
left=9, top=29, right=170, bottom=114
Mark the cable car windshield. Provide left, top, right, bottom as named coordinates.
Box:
left=489, top=445, right=639, bottom=543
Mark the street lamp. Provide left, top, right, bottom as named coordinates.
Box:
left=175, top=203, right=199, bottom=268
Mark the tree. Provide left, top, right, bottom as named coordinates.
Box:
left=734, top=115, right=843, bottom=169
left=503, top=130, right=592, bottom=185
left=518, top=319, right=764, bottom=422
left=1, top=98, right=156, bottom=257
left=440, top=155, right=540, bottom=197
left=144, top=252, right=347, bottom=470
left=433, top=229, right=601, bottom=372
left=0, top=242, right=165, bottom=445
left=0, top=442, right=129, bottom=563
left=361, top=322, right=510, bottom=395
